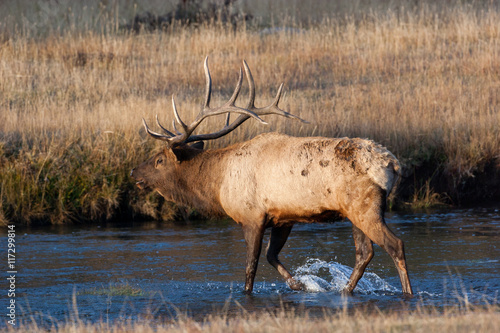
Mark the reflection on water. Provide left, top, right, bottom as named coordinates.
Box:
left=1, top=206, right=499, bottom=326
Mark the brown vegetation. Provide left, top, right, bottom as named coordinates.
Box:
left=0, top=1, right=499, bottom=225
left=7, top=305, right=500, bottom=333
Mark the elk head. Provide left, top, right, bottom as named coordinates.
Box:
left=131, top=57, right=307, bottom=197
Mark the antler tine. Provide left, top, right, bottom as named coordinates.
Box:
left=203, top=56, right=212, bottom=109
left=242, top=60, right=308, bottom=123
left=171, top=95, right=189, bottom=133
left=226, top=67, right=243, bottom=106
left=142, top=118, right=171, bottom=142
left=172, top=120, right=182, bottom=135
left=196, top=66, right=244, bottom=123
left=156, top=114, right=176, bottom=137
left=243, top=60, right=256, bottom=110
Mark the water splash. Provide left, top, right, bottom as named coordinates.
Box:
left=294, top=259, right=399, bottom=294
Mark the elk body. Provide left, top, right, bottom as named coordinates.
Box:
left=131, top=58, right=413, bottom=295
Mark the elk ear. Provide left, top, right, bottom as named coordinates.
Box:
left=168, top=143, right=204, bottom=163
left=164, top=147, right=182, bottom=164
left=168, top=146, right=199, bottom=163
left=190, top=141, right=204, bottom=150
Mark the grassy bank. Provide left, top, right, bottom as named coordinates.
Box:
left=7, top=305, right=500, bottom=332
left=1, top=2, right=499, bottom=225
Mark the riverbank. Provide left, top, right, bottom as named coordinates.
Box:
left=1, top=2, right=499, bottom=225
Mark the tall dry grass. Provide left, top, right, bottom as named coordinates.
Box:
left=1, top=2, right=499, bottom=224
left=7, top=305, right=500, bottom=332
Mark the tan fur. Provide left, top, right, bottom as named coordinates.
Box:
left=216, top=133, right=401, bottom=225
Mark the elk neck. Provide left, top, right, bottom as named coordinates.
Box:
left=168, top=146, right=233, bottom=217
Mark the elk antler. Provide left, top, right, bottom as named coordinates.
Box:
left=187, top=60, right=309, bottom=142
left=143, top=57, right=307, bottom=146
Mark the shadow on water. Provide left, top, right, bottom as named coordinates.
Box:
left=1, top=205, right=499, bottom=326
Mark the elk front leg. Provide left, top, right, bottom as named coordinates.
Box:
left=242, top=224, right=265, bottom=293
left=266, top=225, right=304, bottom=291
left=343, top=225, right=374, bottom=294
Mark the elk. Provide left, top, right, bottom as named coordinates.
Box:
left=131, top=57, right=413, bottom=295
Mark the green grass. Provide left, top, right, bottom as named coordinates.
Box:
left=78, top=282, right=151, bottom=297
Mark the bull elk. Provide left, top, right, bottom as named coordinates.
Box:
left=131, top=57, right=413, bottom=295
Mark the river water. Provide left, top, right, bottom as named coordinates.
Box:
left=2, top=206, right=499, bottom=326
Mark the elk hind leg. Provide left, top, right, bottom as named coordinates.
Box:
left=356, top=214, right=413, bottom=295
left=266, top=225, right=304, bottom=290
left=350, top=189, right=413, bottom=295
left=343, top=225, right=374, bottom=294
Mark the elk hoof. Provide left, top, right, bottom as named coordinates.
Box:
left=341, top=283, right=354, bottom=295
left=286, top=278, right=305, bottom=291
left=341, top=288, right=353, bottom=296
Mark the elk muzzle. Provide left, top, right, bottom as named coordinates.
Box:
left=130, top=168, right=146, bottom=189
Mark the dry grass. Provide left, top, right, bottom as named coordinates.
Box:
left=1, top=1, right=499, bottom=224
left=7, top=305, right=500, bottom=332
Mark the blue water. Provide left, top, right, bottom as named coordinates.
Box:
left=1, top=206, right=499, bottom=326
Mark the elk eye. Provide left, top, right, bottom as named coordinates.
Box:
left=155, top=157, right=164, bottom=168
